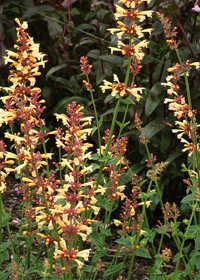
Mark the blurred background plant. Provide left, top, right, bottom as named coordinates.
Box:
left=1, top=0, right=200, bottom=223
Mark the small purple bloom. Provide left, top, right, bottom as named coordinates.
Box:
left=15, top=186, right=20, bottom=193
left=192, top=0, right=200, bottom=12
left=12, top=218, right=20, bottom=224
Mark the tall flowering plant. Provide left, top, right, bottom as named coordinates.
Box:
left=1, top=1, right=200, bottom=280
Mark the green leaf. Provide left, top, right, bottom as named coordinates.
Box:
left=75, top=37, right=97, bottom=49
left=181, top=194, right=194, bottom=204
left=99, top=55, right=124, bottom=65
left=22, top=5, right=54, bottom=19
left=47, top=18, right=63, bottom=38
left=101, top=107, right=125, bottom=117
left=195, top=236, right=200, bottom=251
left=0, top=241, right=10, bottom=252
left=143, top=118, right=166, bottom=140
left=166, top=152, right=183, bottom=164
left=46, top=64, right=67, bottom=81
left=187, top=225, right=200, bottom=239
left=135, top=247, right=151, bottom=259
left=52, top=77, right=71, bottom=86
left=0, top=250, right=9, bottom=262
left=103, top=263, right=123, bottom=277
left=99, top=117, right=103, bottom=127
left=81, top=265, right=96, bottom=272
left=173, top=252, right=183, bottom=262
left=91, top=248, right=108, bottom=263
left=145, top=83, right=165, bottom=117
left=115, top=237, right=132, bottom=248
left=2, top=212, right=11, bottom=227
left=123, top=59, right=130, bottom=67
left=74, top=23, right=96, bottom=36
left=87, top=49, right=100, bottom=60
left=53, top=96, right=89, bottom=112
left=0, top=271, right=11, bottom=280
left=91, top=153, right=99, bottom=160
left=42, top=87, right=51, bottom=99
left=161, top=127, right=172, bottom=153
left=99, top=227, right=112, bottom=236
left=89, top=230, right=102, bottom=248
left=196, top=255, right=200, bottom=270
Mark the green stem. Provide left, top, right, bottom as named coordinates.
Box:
left=96, top=96, right=122, bottom=186
left=127, top=181, right=152, bottom=280
left=87, top=79, right=102, bottom=159
left=152, top=260, right=163, bottom=280
left=172, top=204, right=197, bottom=280
left=24, top=221, right=32, bottom=271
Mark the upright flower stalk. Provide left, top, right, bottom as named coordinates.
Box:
left=95, top=0, right=153, bottom=186
left=158, top=13, right=200, bottom=180
left=0, top=19, right=100, bottom=278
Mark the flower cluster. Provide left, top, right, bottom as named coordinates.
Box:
left=0, top=19, right=105, bottom=275
left=80, top=56, right=92, bottom=90
left=0, top=141, right=15, bottom=193
left=157, top=12, right=181, bottom=50
left=158, top=14, right=200, bottom=160
left=100, top=0, right=153, bottom=99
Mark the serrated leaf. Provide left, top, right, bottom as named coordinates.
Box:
left=0, top=271, right=11, bottom=280
left=103, top=263, right=123, bottom=277
left=0, top=250, right=9, bottom=262
left=196, top=255, right=200, bottom=270
left=89, top=230, right=102, bottom=248
left=187, top=225, right=200, bottom=239
left=99, top=227, right=112, bottom=236
left=91, top=248, right=108, bottom=263
left=0, top=241, right=10, bottom=252
left=91, top=153, right=99, bottom=160
left=135, top=247, right=151, bottom=259
left=46, top=64, right=67, bottom=81
left=143, top=118, right=166, bottom=140
left=2, top=212, right=11, bottom=227
left=181, top=194, right=194, bottom=204
left=173, top=252, right=183, bottom=262
left=81, top=265, right=96, bottom=272
left=195, top=236, right=200, bottom=251
left=115, top=237, right=132, bottom=248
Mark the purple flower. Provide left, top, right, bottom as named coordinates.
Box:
left=15, top=186, right=20, bottom=193
left=192, top=0, right=200, bottom=12
left=12, top=218, right=20, bottom=224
